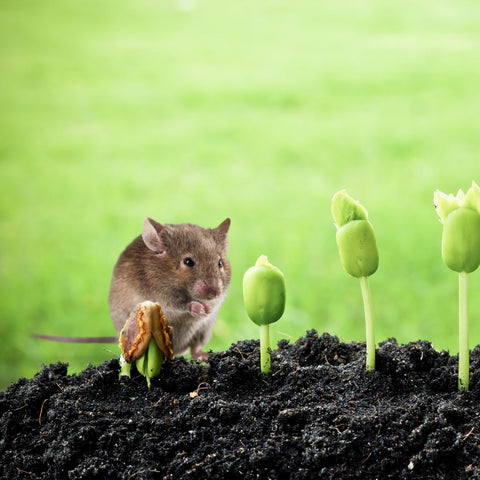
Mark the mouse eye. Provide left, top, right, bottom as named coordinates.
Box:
left=183, top=257, right=195, bottom=268
left=218, top=259, right=224, bottom=269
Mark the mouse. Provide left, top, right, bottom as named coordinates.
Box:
left=109, top=217, right=231, bottom=361
left=33, top=217, right=232, bottom=362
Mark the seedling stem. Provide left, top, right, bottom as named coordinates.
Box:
left=458, top=271, right=469, bottom=390
left=360, top=276, right=375, bottom=371
left=119, top=355, right=131, bottom=378
left=260, top=324, right=271, bottom=375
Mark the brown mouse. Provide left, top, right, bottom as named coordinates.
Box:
left=33, top=218, right=231, bottom=362
left=109, top=217, right=231, bottom=361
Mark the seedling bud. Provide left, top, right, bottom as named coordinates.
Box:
left=243, top=255, right=286, bottom=375
left=442, top=208, right=480, bottom=273
left=336, top=221, right=379, bottom=278
left=434, top=181, right=480, bottom=391
left=243, top=255, right=286, bottom=326
left=135, top=338, right=164, bottom=388
left=332, top=190, right=378, bottom=370
left=119, top=301, right=174, bottom=387
left=332, top=190, right=379, bottom=278
left=434, top=184, right=480, bottom=273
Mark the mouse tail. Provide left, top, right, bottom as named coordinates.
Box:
left=31, top=333, right=118, bottom=343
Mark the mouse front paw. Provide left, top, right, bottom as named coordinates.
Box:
left=188, top=300, right=210, bottom=317
left=191, top=345, right=208, bottom=362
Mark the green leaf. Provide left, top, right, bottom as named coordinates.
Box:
left=463, top=181, right=480, bottom=213
left=331, top=190, right=368, bottom=228
left=434, top=190, right=459, bottom=223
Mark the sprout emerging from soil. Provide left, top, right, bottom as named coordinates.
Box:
left=119, top=301, right=174, bottom=387
left=243, top=255, right=286, bottom=375
left=332, top=190, right=379, bottom=371
left=434, top=181, right=480, bottom=391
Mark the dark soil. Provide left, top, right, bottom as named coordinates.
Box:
left=2, top=330, right=480, bottom=479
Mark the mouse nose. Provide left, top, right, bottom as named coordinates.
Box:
left=193, top=279, right=221, bottom=299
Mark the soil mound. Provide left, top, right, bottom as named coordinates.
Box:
left=2, top=331, right=480, bottom=479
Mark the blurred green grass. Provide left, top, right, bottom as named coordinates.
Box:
left=2, top=0, right=480, bottom=389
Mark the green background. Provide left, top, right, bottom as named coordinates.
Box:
left=2, top=0, right=480, bottom=390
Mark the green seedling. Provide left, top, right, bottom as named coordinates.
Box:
left=332, top=190, right=379, bottom=371
left=434, top=181, right=480, bottom=391
left=119, top=301, right=174, bottom=387
left=243, top=255, right=286, bottom=375
left=135, top=338, right=164, bottom=388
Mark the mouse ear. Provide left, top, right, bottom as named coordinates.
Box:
left=216, top=218, right=231, bottom=234
left=142, top=217, right=170, bottom=253
left=214, top=218, right=231, bottom=250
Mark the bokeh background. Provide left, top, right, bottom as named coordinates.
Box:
left=2, top=0, right=480, bottom=390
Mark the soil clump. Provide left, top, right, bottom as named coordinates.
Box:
left=1, top=331, right=480, bottom=479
